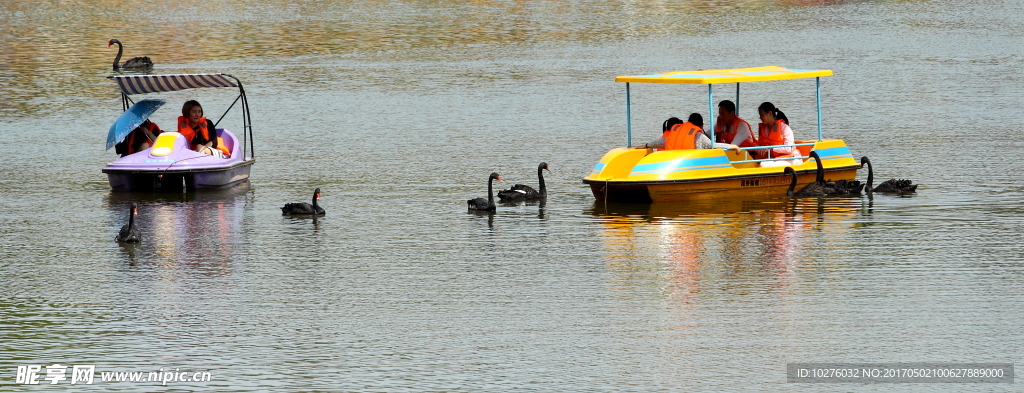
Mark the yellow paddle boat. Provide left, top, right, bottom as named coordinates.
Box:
left=583, top=66, right=862, bottom=202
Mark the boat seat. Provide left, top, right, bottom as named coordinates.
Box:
left=215, top=129, right=235, bottom=157
left=794, top=142, right=814, bottom=160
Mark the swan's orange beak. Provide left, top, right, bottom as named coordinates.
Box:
left=497, top=176, right=504, bottom=182
left=132, top=208, right=138, bottom=214
left=315, top=193, right=321, bottom=199
left=107, top=43, right=112, bottom=48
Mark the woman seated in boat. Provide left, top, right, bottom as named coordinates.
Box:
left=178, top=100, right=230, bottom=158
left=632, top=113, right=740, bottom=153
left=115, top=119, right=162, bottom=156
left=753, top=102, right=803, bottom=167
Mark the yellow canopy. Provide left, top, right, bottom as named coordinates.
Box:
left=615, top=66, right=833, bottom=84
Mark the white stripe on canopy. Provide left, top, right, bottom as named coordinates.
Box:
left=108, top=74, right=237, bottom=95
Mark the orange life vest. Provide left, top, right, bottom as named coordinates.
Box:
left=757, top=120, right=796, bottom=159
left=715, top=117, right=757, bottom=148
left=178, top=116, right=230, bottom=156
left=122, top=121, right=161, bottom=155
left=662, top=122, right=703, bottom=150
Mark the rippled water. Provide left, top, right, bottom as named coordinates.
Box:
left=3, top=0, right=1024, bottom=390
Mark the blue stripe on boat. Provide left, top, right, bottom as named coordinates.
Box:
left=810, top=146, right=853, bottom=161
left=629, top=155, right=732, bottom=176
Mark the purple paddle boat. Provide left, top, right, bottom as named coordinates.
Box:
left=102, top=73, right=255, bottom=191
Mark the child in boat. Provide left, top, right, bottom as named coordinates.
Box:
left=115, top=119, right=162, bottom=156
left=178, top=100, right=230, bottom=158
left=632, top=114, right=740, bottom=153
left=754, top=102, right=804, bottom=167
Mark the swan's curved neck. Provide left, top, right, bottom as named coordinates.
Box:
left=864, top=159, right=873, bottom=191
left=814, top=155, right=824, bottom=183
left=537, top=167, right=546, bottom=196
left=128, top=208, right=136, bottom=229
left=487, top=177, right=495, bottom=205
left=787, top=171, right=797, bottom=196
left=312, top=193, right=319, bottom=209
left=112, top=41, right=123, bottom=69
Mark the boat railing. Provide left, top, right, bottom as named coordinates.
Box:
left=725, top=142, right=817, bottom=164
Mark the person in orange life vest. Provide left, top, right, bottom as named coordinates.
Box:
left=178, top=100, right=229, bottom=158
left=115, top=119, right=162, bottom=156
left=754, top=102, right=804, bottom=167
left=714, top=100, right=757, bottom=149
left=632, top=113, right=740, bottom=153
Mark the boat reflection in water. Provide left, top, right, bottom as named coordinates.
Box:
left=107, top=182, right=253, bottom=270
left=586, top=196, right=864, bottom=304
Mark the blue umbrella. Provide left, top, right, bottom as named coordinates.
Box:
left=106, top=99, right=166, bottom=150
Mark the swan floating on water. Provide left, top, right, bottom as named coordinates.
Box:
left=115, top=202, right=142, bottom=243
left=786, top=151, right=864, bottom=197
left=108, top=39, right=154, bottom=70
left=861, top=157, right=918, bottom=194
left=498, top=162, right=550, bottom=201
left=785, top=167, right=826, bottom=197
left=282, top=188, right=326, bottom=215
left=468, top=172, right=502, bottom=211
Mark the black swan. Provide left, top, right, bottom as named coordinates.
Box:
left=785, top=167, right=827, bottom=197
left=116, top=202, right=142, bottom=243
left=785, top=152, right=863, bottom=197
left=282, top=188, right=326, bottom=215
left=862, top=157, right=918, bottom=194
left=498, top=162, right=550, bottom=201
left=108, top=39, right=154, bottom=70
left=811, top=151, right=864, bottom=195
left=468, top=172, right=503, bottom=211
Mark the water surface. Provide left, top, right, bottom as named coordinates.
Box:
left=2, top=0, right=1023, bottom=390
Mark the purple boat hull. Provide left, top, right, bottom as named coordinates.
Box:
left=103, top=129, right=254, bottom=192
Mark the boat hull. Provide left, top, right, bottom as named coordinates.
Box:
left=105, top=161, right=253, bottom=192
left=103, top=129, right=254, bottom=192
left=583, top=140, right=862, bottom=202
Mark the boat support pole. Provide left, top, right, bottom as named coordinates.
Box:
left=708, top=84, right=714, bottom=142
left=816, top=77, right=822, bottom=141
left=626, top=83, right=632, bottom=147
left=736, top=83, right=740, bottom=114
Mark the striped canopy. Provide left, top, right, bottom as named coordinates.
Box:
left=108, top=74, right=237, bottom=95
